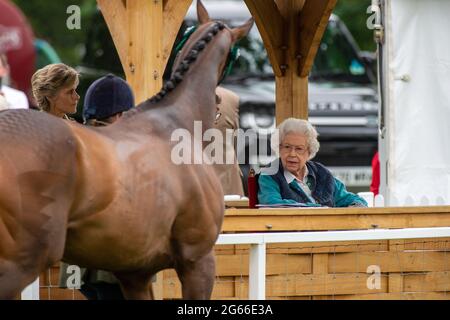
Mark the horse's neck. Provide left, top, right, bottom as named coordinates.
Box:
left=137, top=59, right=220, bottom=134
left=173, top=65, right=218, bottom=125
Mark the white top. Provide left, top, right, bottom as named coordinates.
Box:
left=1, top=85, right=29, bottom=109
left=283, top=167, right=315, bottom=200
left=0, top=94, right=9, bottom=110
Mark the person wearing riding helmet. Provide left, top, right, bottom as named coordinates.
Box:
left=83, top=74, right=135, bottom=126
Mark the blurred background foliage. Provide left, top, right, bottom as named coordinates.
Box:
left=334, top=0, right=376, bottom=52
left=11, top=0, right=374, bottom=66
left=12, top=0, right=96, bottom=65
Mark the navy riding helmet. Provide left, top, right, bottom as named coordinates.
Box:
left=83, top=74, right=135, bottom=121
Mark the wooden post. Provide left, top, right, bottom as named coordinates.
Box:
left=97, top=0, right=128, bottom=71
left=297, top=0, right=337, bottom=77
left=126, top=0, right=163, bottom=104
left=245, top=0, right=337, bottom=124
left=162, top=0, right=193, bottom=68
left=244, top=0, right=286, bottom=77
left=274, top=0, right=307, bottom=123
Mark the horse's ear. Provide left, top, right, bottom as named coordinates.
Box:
left=197, top=0, right=210, bottom=24
left=231, top=18, right=254, bottom=42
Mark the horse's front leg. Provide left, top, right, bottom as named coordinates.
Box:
left=0, top=259, right=30, bottom=299
left=0, top=241, right=61, bottom=299
left=175, top=250, right=215, bottom=300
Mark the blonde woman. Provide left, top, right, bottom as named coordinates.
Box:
left=31, top=63, right=80, bottom=118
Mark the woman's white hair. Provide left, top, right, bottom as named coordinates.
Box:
left=271, top=118, right=320, bottom=160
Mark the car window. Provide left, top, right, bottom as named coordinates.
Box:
left=311, top=20, right=371, bottom=84
left=227, top=26, right=274, bottom=79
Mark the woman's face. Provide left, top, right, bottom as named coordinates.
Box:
left=48, top=79, right=80, bottom=117
left=279, top=133, right=310, bottom=177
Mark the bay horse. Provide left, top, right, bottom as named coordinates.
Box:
left=0, top=0, right=253, bottom=299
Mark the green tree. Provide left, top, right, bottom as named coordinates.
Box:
left=334, top=0, right=376, bottom=52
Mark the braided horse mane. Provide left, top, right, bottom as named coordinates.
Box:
left=149, top=22, right=227, bottom=104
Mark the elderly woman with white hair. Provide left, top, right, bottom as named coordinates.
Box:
left=258, top=118, right=367, bottom=207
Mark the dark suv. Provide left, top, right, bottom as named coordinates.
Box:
left=78, top=0, right=378, bottom=193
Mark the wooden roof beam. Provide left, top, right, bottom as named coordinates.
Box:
left=126, top=0, right=164, bottom=103
left=244, top=0, right=286, bottom=77
left=162, top=0, right=193, bottom=69
left=98, top=0, right=191, bottom=99
left=97, top=0, right=128, bottom=73
left=273, top=0, right=307, bottom=122
left=297, top=0, right=337, bottom=77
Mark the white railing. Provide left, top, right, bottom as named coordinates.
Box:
left=21, top=278, right=40, bottom=300
left=215, top=227, right=450, bottom=300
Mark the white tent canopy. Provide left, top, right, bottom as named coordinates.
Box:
left=381, top=0, right=450, bottom=205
